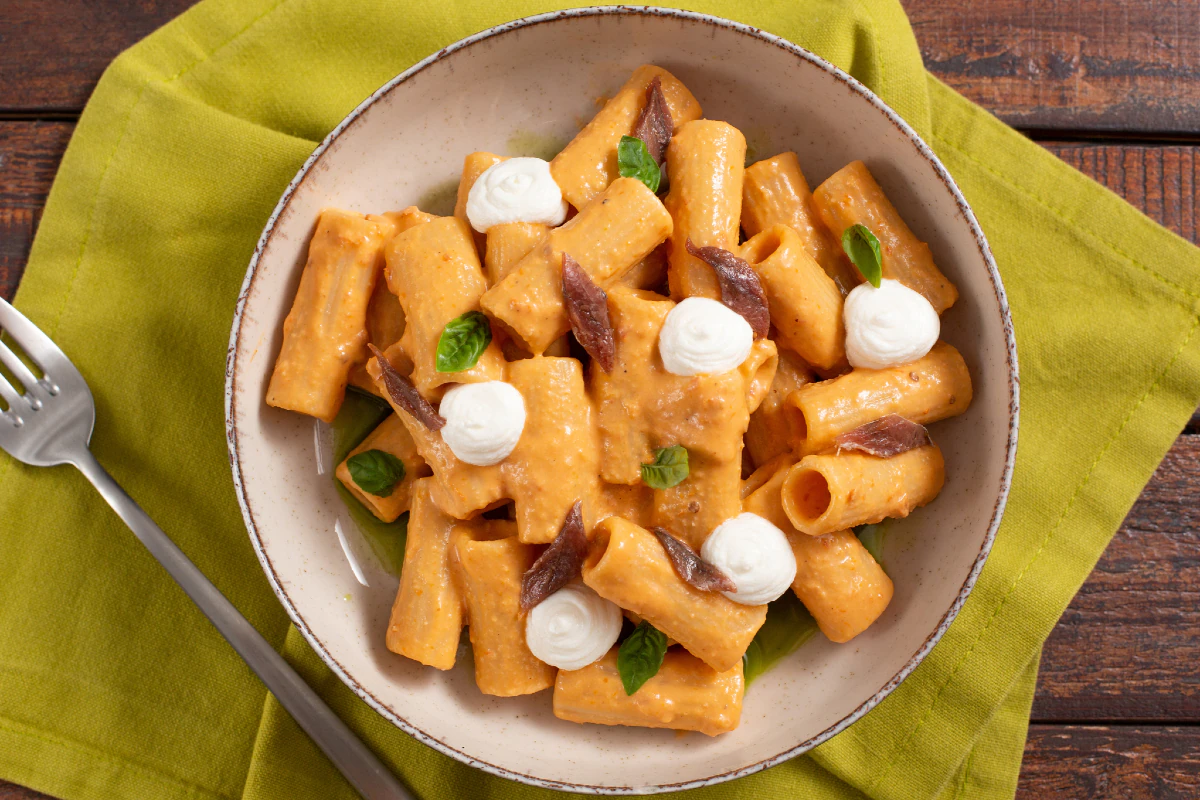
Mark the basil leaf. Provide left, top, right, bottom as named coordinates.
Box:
left=842, top=223, right=883, bottom=288
left=347, top=449, right=406, bottom=497
left=617, top=135, right=661, bottom=193
left=640, top=445, right=689, bottom=489
left=617, top=620, right=668, bottom=695
left=436, top=311, right=492, bottom=373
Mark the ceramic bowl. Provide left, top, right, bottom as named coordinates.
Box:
left=226, top=7, right=1018, bottom=793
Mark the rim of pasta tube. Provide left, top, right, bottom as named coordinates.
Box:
left=226, top=6, right=1019, bottom=794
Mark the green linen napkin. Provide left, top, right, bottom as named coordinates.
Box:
left=1, top=0, right=1198, bottom=798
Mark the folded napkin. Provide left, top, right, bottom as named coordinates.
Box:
left=2, top=0, right=1198, bottom=799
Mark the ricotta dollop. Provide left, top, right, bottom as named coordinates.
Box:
left=465, top=157, right=569, bottom=233
left=701, top=513, right=797, bottom=606
left=525, top=584, right=623, bottom=671
left=843, top=279, right=940, bottom=370
left=658, top=297, right=754, bottom=376
left=438, top=381, right=525, bottom=466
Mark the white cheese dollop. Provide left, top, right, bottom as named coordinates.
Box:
left=843, top=278, right=940, bottom=370
left=438, top=381, right=526, bottom=466
left=658, top=297, right=754, bottom=376
left=701, top=512, right=797, bottom=606
left=465, top=157, right=569, bottom=233
left=525, top=584, right=623, bottom=671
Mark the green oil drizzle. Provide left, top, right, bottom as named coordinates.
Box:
left=743, top=592, right=820, bottom=686
left=506, top=130, right=569, bottom=161
left=744, top=522, right=890, bottom=686
left=330, top=389, right=409, bottom=577
left=417, top=178, right=460, bottom=217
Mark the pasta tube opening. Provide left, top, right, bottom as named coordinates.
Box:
left=783, top=467, right=832, bottom=523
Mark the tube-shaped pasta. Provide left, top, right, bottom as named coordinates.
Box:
left=781, top=445, right=945, bottom=536
left=583, top=517, right=766, bottom=671
left=813, top=161, right=958, bottom=313
left=453, top=531, right=556, bottom=696
left=739, top=224, right=845, bottom=370
left=481, top=178, right=672, bottom=354
left=484, top=222, right=549, bottom=285
left=745, top=349, right=814, bottom=468
left=743, top=460, right=892, bottom=642
left=267, top=209, right=395, bottom=422
left=454, top=152, right=506, bottom=222
left=504, top=357, right=601, bottom=543
left=347, top=206, right=435, bottom=394
left=335, top=414, right=429, bottom=522
left=386, top=479, right=473, bottom=669
left=597, top=482, right=655, bottom=528
left=385, top=215, right=506, bottom=398
left=742, top=152, right=860, bottom=293
left=550, top=65, right=702, bottom=210
left=591, top=289, right=775, bottom=547
left=664, top=120, right=746, bottom=299
left=553, top=648, right=743, bottom=736
left=786, top=341, right=972, bottom=454
left=615, top=245, right=668, bottom=291
left=372, top=354, right=600, bottom=536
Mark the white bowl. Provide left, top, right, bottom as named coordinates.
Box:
left=225, top=7, right=1018, bottom=794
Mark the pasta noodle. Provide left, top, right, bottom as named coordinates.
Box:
left=335, top=414, right=428, bottom=522
left=553, top=647, right=743, bottom=736
left=385, top=215, right=507, bottom=397
left=664, top=120, right=746, bottom=299
left=742, top=152, right=860, bottom=293
left=583, top=517, right=767, bottom=671
left=743, top=460, right=892, bottom=642
left=267, top=209, right=396, bottom=422
left=812, top=160, right=958, bottom=313
left=739, top=224, right=846, bottom=371
left=550, top=65, right=702, bottom=210
left=786, top=341, right=972, bottom=454
left=481, top=178, right=672, bottom=354
left=781, top=445, right=945, bottom=536
left=453, top=529, right=557, bottom=696
left=745, top=349, right=814, bottom=468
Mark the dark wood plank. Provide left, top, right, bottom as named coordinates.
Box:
left=1019, top=725, right=1200, bottom=798
left=1035, top=437, right=1200, bottom=722
left=0, top=782, right=50, bottom=800
left=903, top=0, right=1200, bottom=135
left=0, top=0, right=197, bottom=113
left=0, top=121, right=72, bottom=302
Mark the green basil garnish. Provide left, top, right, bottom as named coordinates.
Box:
left=347, top=450, right=406, bottom=497
left=617, top=135, right=662, bottom=193
left=842, top=223, right=883, bottom=288
left=435, top=311, right=492, bottom=373
left=617, top=620, right=668, bottom=695
left=640, top=445, right=689, bottom=489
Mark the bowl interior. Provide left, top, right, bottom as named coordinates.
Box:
left=228, top=9, right=1014, bottom=793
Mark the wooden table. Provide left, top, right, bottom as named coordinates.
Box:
left=1, top=1, right=1197, bottom=797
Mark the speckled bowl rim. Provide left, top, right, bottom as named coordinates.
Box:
left=225, top=6, right=1019, bottom=794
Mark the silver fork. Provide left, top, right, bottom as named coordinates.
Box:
left=0, top=297, right=412, bottom=800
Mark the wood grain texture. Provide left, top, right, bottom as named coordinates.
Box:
left=1018, top=725, right=1200, bottom=798
left=0, top=121, right=69, bottom=302
left=0, top=0, right=196, bottom=113
left=0, top=783, right=50, bottom=800
left=1034, top=437, right=1200, bottom=723
left=904, top=0, right=1200, bottom=134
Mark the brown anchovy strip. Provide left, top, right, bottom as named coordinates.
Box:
left=652, top=527, right=737, bottom=594
left=368, top=343, right=445, bottom=431
left=561, top=253, right=616, bottom=373
left=632, top=76, right=673, bottom=165
left=835, top=414, right=931, bottom=458
left=684, top=239, right=771, bottom=339
left=520, top=501, right=589, bottom=611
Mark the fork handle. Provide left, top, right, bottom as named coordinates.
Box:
left=72, top=449, right=413, bottom=800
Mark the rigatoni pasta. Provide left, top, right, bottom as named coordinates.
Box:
left=268, top=62, right=976, bottom=737
left=813, top=160, right=959, bottom=313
